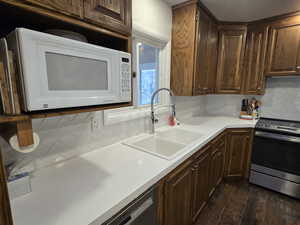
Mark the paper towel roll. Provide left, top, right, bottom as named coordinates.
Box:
left=9, top=132, right=40, bottom=153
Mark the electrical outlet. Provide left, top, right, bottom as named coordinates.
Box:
left=91, top=117, right=100, bottom=131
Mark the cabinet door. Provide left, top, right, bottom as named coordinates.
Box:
left=191, top=146, right=211, bottom=222
left=206, top=21, right=218, bottom=94
left=171, top=3, right=198, bottom=96
left=194, top=9, right=210, bottom=95
left=0, top=150, right=13, bottom=225
left=23, top=0, right=82, bottom=17
left=209, top=138, right=225, bottom=196
left=265, top=18, right=300, bottom=76
left=216, top=26, right=247, bottom=94
left=243, top=25, right=268, bottom=95
left=165, top=160, right=193, bottom=225
left=226, top=129, right=251, bottom=179
left=194, top=10, right=218, bottom=95
left=83, top=0, right=132, bottom=35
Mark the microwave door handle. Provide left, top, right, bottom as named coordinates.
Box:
left=255, top=131, right=300, bottom=144
left=0, top=38, right=15, bottom=113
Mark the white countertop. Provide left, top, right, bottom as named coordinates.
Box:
left=10, top=117, right=257, bottom=225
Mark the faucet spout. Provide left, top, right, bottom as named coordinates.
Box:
left=150, top=88, right=176, bottom=134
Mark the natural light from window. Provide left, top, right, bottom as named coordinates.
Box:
left=137, top=42, right=160, bottom=105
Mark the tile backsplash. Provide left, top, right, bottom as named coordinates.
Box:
left=0, top=96, right=205, bottom=174
left=203, top=77, right=300, bottom=121
left=259, top=77, right=300, bottom=121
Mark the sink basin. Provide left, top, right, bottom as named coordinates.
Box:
left=157, top=128, right=201, bottom=145
left=125, top=136, right=186, bottom=159
left=123, top=128, right=201, bottom=160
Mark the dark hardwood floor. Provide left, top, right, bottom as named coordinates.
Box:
left=195, top=181, right=300, bottom=225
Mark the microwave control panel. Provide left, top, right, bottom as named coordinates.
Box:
left=120, top=57, right=131, bottom=100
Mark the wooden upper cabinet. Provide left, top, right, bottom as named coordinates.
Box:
left=164, top=160, right=193, bottom=225
left=216, top=25, right=247, bottom=94
left=243, top=25, right=269, bottom=95
left=194, top=9, right=210, bottom=95
left=171, top=2, right=198, bottom=96
left=265, top=16, right=300, bottom=76
left=225, top=129, right=252, bottom=179
left=23, top=0, right=83, bottom=17
left=171, top=2, right=218, bottom=96
left=83, top=0, right=132, bottom=35
left=194, top=9, right=218, bottom=95
left=206, top=21, right=218, bottom=94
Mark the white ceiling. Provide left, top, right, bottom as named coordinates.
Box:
left=164, top=0, right=300, bottom=22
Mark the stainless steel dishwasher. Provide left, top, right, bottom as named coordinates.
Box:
left=102, top=187, right=157, bottom=225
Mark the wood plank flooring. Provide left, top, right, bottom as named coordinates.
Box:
left=195, top=181, right=300, bottom=225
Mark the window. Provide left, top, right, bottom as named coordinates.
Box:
left=137, top=43, right=160, bottom=105
left=133, top=36, right=169, bottom=107
left=103, top=30, right=170, bottom=126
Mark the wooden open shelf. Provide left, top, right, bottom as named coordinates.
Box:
left=29, top=102, right=132, bottom=119
left=0, top=115, right=30, bottom=124
left=0, top=102, right=132, bottom=147
left=0, top=102, right=132, bottom=121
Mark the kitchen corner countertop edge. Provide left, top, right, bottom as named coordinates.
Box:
left=9, top=116, right=257, bottom=225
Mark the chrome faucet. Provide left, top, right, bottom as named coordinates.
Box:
left=150, top=88, right=176, bottom=134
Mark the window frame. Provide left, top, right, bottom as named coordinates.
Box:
left=103, top=29, right=171, bottom=126
left=133, top=36, right=165, bottom=108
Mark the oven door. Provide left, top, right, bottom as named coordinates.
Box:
left=252, top=131, right=300, bottom=176
left=14, top=28, right=131, bottom=111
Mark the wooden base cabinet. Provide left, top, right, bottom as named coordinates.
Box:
left=0, top=150, right=13, bottom=225
left=162, top=135, right=227, bottom=225
left=159, top=129, right=253, bottom=225
left=164, top=160, right=193, bottom=225
left=209, top=135, right=226, bottom=196
left=225, top=129, right=252, bottom=179
left=191, top=145, right=211, bottom=222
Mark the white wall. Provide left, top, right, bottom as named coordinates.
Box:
left=132, top=0, right=172, bottom=39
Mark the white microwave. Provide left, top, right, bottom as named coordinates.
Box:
left=5, top=28, right=131, bottom=112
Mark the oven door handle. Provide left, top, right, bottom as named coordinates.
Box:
left=255, top=131, right=300, bottom=143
